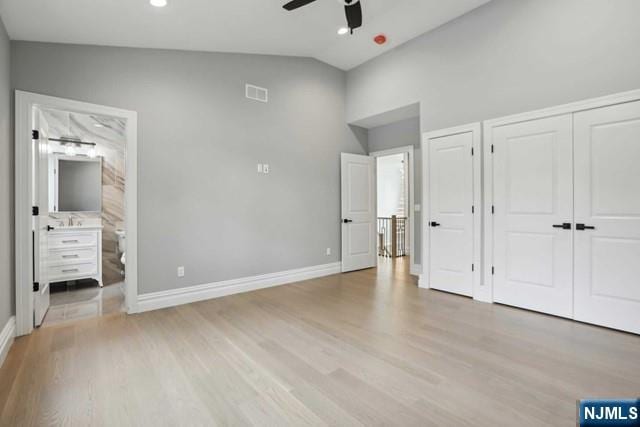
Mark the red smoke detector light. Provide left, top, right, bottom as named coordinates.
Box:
left=374, top=34, right=387, bottom=45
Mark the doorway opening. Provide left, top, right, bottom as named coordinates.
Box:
left=371, top=147, right=414, bottom=271
left=376, top=153, right=409, bottom=258
left=15, top=91, right=138, bottom=335
left=38, top=108, right=126, bottom=326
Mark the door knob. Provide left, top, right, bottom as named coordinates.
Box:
left=576, top=223, right=595, bottom=231
left=343, top=219, right=353, bottom=224
left=430, top=221, right=440, bottom=227
left=552, top=223, right=572, bottom=230
left=46, top=225, right=55, bottom=231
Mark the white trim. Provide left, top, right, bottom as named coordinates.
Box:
left=14, top=91, right=139, bottom=335
left=482, top=88, right=640, bottom=307
left=369, top=145, right=419, bottom=275
left=483, top=88, right=640, bottom=129
left=418, top=275, right=429, bottom=289
left=410, top=264, right=422, bottom=276
left=421, top=123, right=485, bottom=301
left=483, top=123, right=494, bottom=300
left=137, top=262, right=341, bottom=313
left=0, top=316, right=16, bottom=368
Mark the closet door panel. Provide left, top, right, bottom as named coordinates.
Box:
left=492, top=115, right=573, bottom=318
left=428, top=131, right=474, bottom=296
left=574, top=100, right=640, bottom=334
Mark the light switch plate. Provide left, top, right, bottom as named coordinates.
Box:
left=257, top=163, right=263, bottom=173
left=263, top=164, right=270, bottom=174
left=177, top=266, right=185, bottom=277
left=326, top=248, right=331, bottom=256
left=414, top=204, right=421, bottom=212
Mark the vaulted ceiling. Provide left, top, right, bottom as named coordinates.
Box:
left=0, top=0, right=489, bottom=70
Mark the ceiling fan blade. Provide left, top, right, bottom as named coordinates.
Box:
left=344, top=1, right=362, bottom=31
left=283, top=0, right=318, bottom=11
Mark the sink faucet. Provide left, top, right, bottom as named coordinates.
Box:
left=68, top=215, right=75, bottom=227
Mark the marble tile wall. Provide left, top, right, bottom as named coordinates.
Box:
left=42, top=109, right=126, bottom=286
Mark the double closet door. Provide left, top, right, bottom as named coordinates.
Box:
left=492, top=100, right=640, bottom=334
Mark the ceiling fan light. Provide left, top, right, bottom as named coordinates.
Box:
left=150, top=0, right=167, bottom=8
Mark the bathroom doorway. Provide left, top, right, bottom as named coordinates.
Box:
left=14, top=91, right=138, bottom=336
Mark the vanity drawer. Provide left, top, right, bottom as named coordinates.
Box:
left=49, top=232, right=97, bottom=248
left=48, top=262, right=97, bottom=281
left=48, top=248, right=97, bottom=265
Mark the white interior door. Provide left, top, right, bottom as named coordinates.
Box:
left=574, top=100, right=640, bottom=334
left=492, top=115, right=574, bottom=318
left=341, top=153, right=376, bottom=272
left=33, top=110, right=51, bottom=327
left=428, top=132, right=474, bottom=296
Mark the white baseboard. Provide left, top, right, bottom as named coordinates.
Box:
left=137, top=262, right=342, bottom=313
left=410, top=264, right=422, bottom=276
left=0, top=316, right=16, bottom=368
left=418, top=274, right=429, bottom=289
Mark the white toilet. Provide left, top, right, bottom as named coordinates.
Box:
left=115, top=229, right=126, bottom=267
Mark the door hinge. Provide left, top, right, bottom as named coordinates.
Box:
left=33, top=282, right=39, bottom=292
left=491, top=205, right=495, bottom=214
left=491, top=266, right=495, bottom=275
left=471, top=147, right=474, bottom=156
left=472, top=264, right=475, bottom=272
left=472, top=205, right=475, bottom=214
left=491, top=144, right=494, bottom=153
left=32, top=206, right=39, bottom=216
left=32, top=130, right=39, bottom=140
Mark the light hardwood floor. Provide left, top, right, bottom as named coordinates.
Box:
left=1, top=257, right=639, bottom=426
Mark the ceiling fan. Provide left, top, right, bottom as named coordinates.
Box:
left=282, top=0, right=363, bottom=34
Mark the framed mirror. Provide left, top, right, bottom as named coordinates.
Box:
left=51, top=155, right=102, bottom=213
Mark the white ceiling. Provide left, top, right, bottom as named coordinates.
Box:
left=0, top=0, right=489, bottom=70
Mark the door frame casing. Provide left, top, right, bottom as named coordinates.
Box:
left=369, top=145, right=417, bottom=274
left=483, top=88, right=640, bottom=306
left=421, top=123, right=483, bottom=300
left=14, top=91, right=139, bottom=336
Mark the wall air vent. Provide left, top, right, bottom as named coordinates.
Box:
left=245, top=84, right=268, bottom=103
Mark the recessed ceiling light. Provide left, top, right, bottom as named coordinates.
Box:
left=337, top=27, right=349, bottom=36
left=94, top=123, right=104, bottom=128
left=150, top=0, right=167, bottom=7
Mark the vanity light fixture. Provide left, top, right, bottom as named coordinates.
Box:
left=88, top=147, right=97, bottom=158
left=338, top=27, right=349, bottom=35
left=150, top=0, right=167, bottom=7
left=52, top=137, right=97, bottom=157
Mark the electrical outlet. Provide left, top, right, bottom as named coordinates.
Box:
left=263, top=164, right=270, bottom=174
left=177, top=266, right=185, bottom=277
left=326, top=248, right=331, bottom=256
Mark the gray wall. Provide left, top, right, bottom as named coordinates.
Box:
left=12, top=42, right=367, bottom=294
left=0, top=17, right=12, bottom=327
left=347, top=0, right=640, bottom=131
left=368, top=117, right=421, bottom=264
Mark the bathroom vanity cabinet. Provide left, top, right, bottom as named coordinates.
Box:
left=47, top=226, right=103, bottom=287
